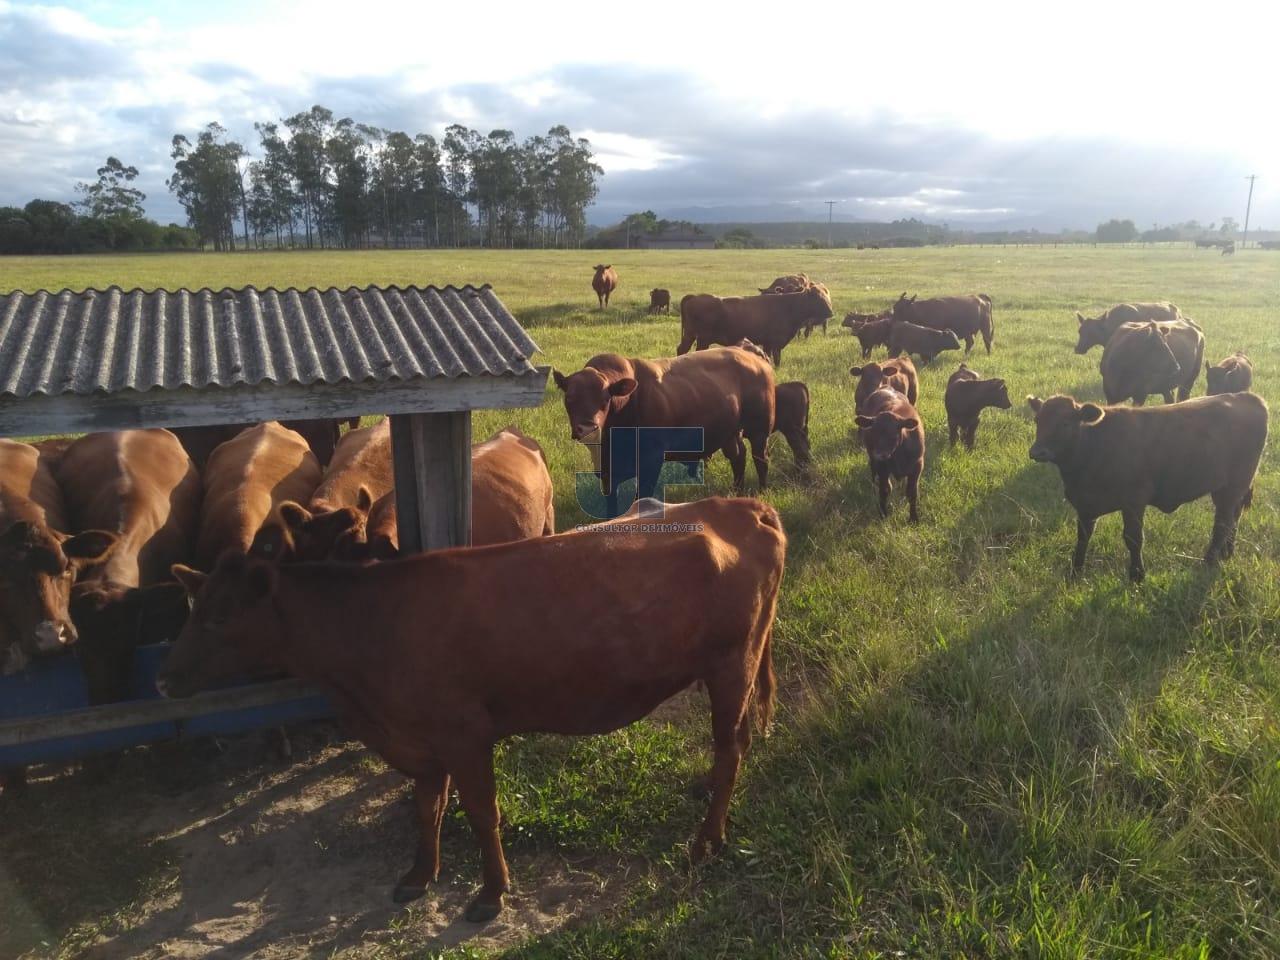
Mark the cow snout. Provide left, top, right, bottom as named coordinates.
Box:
left=1029, top=444, right=1052, bottom=463
left=33, top=619, right=75, bottom=653
left=572, top=425, right=601, bottom=443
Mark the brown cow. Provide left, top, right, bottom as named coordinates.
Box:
left=1027, top=392, right=1267, bottom=581
left=70, top=581, right=190, bottom=705
left=307, top=419, right=394, bottom=531
left=944, top=363, right=1011, bottom=448
left=592, top=264, right=618, bottom=308
left=842, top=312, right=894, bottom=358
left=888, top=319, right=962, bottom=365
left=677, top=286, right=833, bottom=366
left=733, top=338, right=772, bottom=363
left=892, top=293, right=993, bottom=354
left=1100, top=319, right=1204, bottom=404
left=648, top=288, right=671, bottom=314
left=1073, top=301, right=1182, bottom=354
left=1206, top=352, right=1253, bottom=395
left=195, top=422, right=323, bottom=570
left=855, top=388, right=925, bottom=522
left=849, top=357, right=919, bottom=411
left=159, top=497, right=786, bottom=923
left=172, top=418, right=358, bottom=468
left=555, top=349, right=775, bottom=499
left=774, top=382, right=812, bottom=467
left=759, top=275, right=829, bottom=336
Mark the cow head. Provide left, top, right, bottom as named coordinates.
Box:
left=804, top=284, right=834, bottom=320
left=1074, top=312, right=1110, bottom=354
left=987, top=378, right=1013, bottom=409
left=0, top=521, right=118, bottom=675
left=158, top=555, right=282, bottom=698
left=593, top=264, right=612, bottom=275
left=70, top=581, right=190, bottom=704
left=1027, top=395, right=1104, bottom=464
left=553, top=367, right=637, bottom=443
left=1136, top=322, right=1182, bottom=382
left=1205, top=353, right=1249, bottom=396
left=855, top=405, right=919, bottom=462
left=849, top=362, right=903, bottom=397
left=892, top=293, right=918, bottom=321
left=250, top=501, right=364, bottom=564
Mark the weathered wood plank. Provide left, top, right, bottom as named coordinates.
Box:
left=0, top=368, right=549, bottom=437
left=0, top=679, right=324, bottom=747
left=390, top=411, right=472, bottom=552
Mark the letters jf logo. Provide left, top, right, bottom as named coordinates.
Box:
left=575, top=427, right=705, bottom=519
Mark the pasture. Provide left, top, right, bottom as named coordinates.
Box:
left=2, top=246, right=1280, bottom=958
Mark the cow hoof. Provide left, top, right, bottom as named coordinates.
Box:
left=464, top=897, right=503, bottom=923
left=1128, top=569, right=1146, bottom=584
left=689, top=833, right=725, bottom=864
left=392, top=883, right=427, bottom=904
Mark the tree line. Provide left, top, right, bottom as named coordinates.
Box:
left=169, top=107, right=603, bottom=251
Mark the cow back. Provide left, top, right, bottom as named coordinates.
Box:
left=472, top=427, right=556, bottom=544
left=0, top=439, right=69, bottom=534
left=311, top=419, right=394, bottom=514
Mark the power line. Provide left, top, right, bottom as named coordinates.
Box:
left=1243, top=175, right=1257, bottom=250
left=824, top=200, right=840, bottom=248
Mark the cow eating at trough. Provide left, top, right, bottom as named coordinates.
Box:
left=1027, top=392, right=1267, bottom=581
left=677, top=285, right=833, bottom=365
left=158, top=496, right=786, bottom=924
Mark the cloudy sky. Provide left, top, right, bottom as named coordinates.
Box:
left=1, top=0, right=1276, bottom=230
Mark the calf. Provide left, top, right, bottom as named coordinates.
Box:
left=648, top=288, right=671, bottom=314
left=1028, top=393, right=1267, bottom=581
left=849, top=358, right=918, bottom=411
left=1100, top=319, right=1204, bottom=404
left=592, top=264, right=618, bottom=308
left=774, top=381, right=812, bottom=467
left=1205, top=352, right=1253, bottom=395
left=678, top=286, right=833, bottom=366
left=843, top=313, right=894, bottom=358
left=159, top=497, right=786, bottom=924
left=1074, top=302, right=1181, bottom=354
left=893, top=293, right=993, bottom=354
left=944, top=364, right=1012, bottom=448
left=855, top=388, right=925, bottom=521
left=888, top=320, right=961, bottom=364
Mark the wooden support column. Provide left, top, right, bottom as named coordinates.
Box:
left=390, top=411, right=472, bottom=553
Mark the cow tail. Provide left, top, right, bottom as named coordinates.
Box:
left=753, top=628, right=777, bottom=736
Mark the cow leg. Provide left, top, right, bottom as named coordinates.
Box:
left=772, top=347, right=783, bottom=367
left=675, top=332, right=696, bottom=355
left=877, top=471, right=892, bottom=518
left=449, top=747, right=510, bottom=923
left=1122, top=506, right=1146, bottom=582
left=906, top=469, right=921, bottom=523
left=723, top=437, right=747, bottom=492
left=1072, top=514, right=1096, bottom=576
left=1206, top=490, right=1242, bottom=563
left=983, top=331, right=992, bottom=354
left=948, top=418, right=959, bottom=446
left=1162, top=391, right=1175, bottom=404
left=691, top=667, right=754, bottom=862
left=1134, top=395, right=1147, bottom=406
left=964, top=422, right=978, bottom=450
left=746, top=429, right=770, bottom=490
left=394, top=761, right=452, bottom=902
left=964, top=334, right=974, bottom=353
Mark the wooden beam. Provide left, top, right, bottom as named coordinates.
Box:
left=0, top=368, right=549, bottom=437
left=0, top=679, right=323, bottom=747
left=390, top=411, right=472, bottom=552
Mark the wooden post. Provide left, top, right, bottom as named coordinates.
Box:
left=390, top=411, right=472, bottom=552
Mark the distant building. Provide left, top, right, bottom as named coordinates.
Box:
left=637, top=228, right=715, bottom=250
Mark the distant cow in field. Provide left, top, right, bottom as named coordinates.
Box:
left=648, top=288, right=671, bottom=314
left=1206, top=352, right=1253, bottom=395
left=1100, top=318, right=1204, bottom=404
left=1074, top=302, right=1182, bottom=354
left=944, top=363, right=1011, bottom=448
left=892, top=293, right=994, bottom=354
left=849, top=358, right=919, bottom=411
left=678, top=286, right=833, bottom=366
left=843, top=312, right=894, bottom=358
left=774, top=381, right=812, bottom=467
left=159, top=497, right=786, bottom=924
left=1222, top=241, right=1236, bottom=256
left=855, top=388, right=925, bottom=521
left=888, top=320, right=962, bottom=365
left=592, top=264, right=618, bottom=308
left=1028, top=392, right=1268, bottom=581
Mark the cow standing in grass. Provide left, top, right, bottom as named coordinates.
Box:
left=1100, top=319, right=1204, bottom=404
left=944, top=364, right=1012, bottom=449
left=1073, top=301, right=1182, bottom=354
left=592, top=264, right=618, bottom=308
left=1206, top=352, right=1253, bottom=395
left=678, top=286, right=833, bottom=365
left=856, top=388, right=925, bottom=522
left=893, top=293, right=994, bottom=354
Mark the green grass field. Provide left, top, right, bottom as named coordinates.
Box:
left=3, top=247, right=1280, bottom=958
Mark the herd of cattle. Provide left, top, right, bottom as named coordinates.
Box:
left=0, top=270, right=1267, bottom=924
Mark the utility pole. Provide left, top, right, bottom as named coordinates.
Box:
left=824, top=200, right=840, bottom=248
left=1242, top=175, right=1257, bottom=249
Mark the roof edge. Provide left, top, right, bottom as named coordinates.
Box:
left=2, top=283, right=497, bottom=298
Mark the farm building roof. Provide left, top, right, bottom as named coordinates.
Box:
left=0, top=284, right=538, bottom=399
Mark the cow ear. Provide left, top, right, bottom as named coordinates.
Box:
left=855, top=415, right=874, bottom=429
left=279, top=501, right=311, bottom=531
left=849, top=366, right=863, bottom=376
left=244, top=560, right=278, bottom=603
left=993, top=378, right=1006, bottom=388
left=609, top=377, right=638, bottom=398
left=355, top=485, right=373, bottom=514
left=593, top=264, right=603, bottom=270
left=171, top=564, right=208, bottom=596
left=909, top=294, right=917, bottom=302
left=758, top=287, right=770, bottom=294
left=552, top=368, right=568, bottom=391
left=882, top=364, right=900, bottom=376
left=897, top=417, right=919, bottom=431
left=1077, top=403, right=1105, bottom=424
left=605, top=264, right=612, bottom=270
left=63, top=530, right=118, bottom=564
left=899, top=292, right=907, bottom=300
left=1076, top=312, right=1085, bottom=325
left=1027, top=395, right=1043, bottom=412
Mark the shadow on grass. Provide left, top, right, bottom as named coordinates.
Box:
left=517, top=302, right=669, bottom=330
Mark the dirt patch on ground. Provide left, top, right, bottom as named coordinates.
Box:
left=4, top=724, right=647, bottom=959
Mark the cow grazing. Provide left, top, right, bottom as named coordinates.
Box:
left=159, top=497, right=786, bottom=923
left=944, top=363, right=1011, bottom=448
left=1027, top=393, right=1268, bottom=581
left=195, top=422, right=323, bottom=571
left=855, top=388, right=925, bottom=521
left=678, top=286, right=833, bottom=365
left=1073, top=301, right=1182, bottom=354
left=774, top=381, right=812, bottom=467
left=303, top=419, right=395, bottom=552
left=1206, top=352, right=1253, bottom=395
left=1100, top=319, right=1204, bottom=405
left=843, top=312, right=894, bottom=358
left=849, top=358, right=919, bottom=411
left=554, top=349, right=775, bottom=502
left=592, top=264, right=618, bottom=308
left=648, top=288, right=671, bottom=314
left=172, top=419, right=358, bottom=468
left=70, top=581, right=190, bottom=704
left=888, top=320, right=962, bottom=365
left=892, top=293, right=994, bottom=354
left=759, top=275, right=828, bottom=335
